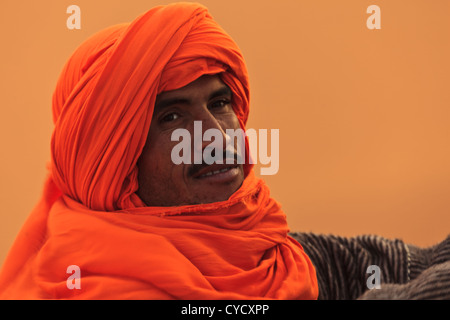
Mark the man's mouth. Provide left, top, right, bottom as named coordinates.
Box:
left=189, top=149, right=244, bottom=180
left=191, top=161, right=239, bottom=178
left=197, top=165, right=237, bottom=178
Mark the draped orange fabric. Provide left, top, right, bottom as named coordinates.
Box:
left=0, top=2, right=318, bottom=299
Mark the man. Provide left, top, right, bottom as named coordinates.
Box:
left=0, top=3, right=448, bottom=300
left=137, top=74, right=245, bottom=207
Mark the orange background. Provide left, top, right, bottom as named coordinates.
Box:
left=1, top=0, right=449, bottom=267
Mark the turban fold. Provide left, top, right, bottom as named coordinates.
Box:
left=0, top=2, right=318, bottom=299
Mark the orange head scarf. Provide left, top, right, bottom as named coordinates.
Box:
left=0, top=2, right=318, bottom=299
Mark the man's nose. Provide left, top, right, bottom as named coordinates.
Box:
left=193, top=109, right=228, bottom=155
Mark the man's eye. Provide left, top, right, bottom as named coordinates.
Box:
left=161, top=112, right=180, bottom=123
left=210, top=99, right=231, bottom=109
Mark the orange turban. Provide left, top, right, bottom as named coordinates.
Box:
left=0, top=2, right=318, bottom=299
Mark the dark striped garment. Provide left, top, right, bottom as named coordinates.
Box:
left=290, top=232, right=450, bottom=299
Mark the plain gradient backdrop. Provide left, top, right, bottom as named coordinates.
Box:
left=1, top=0, right=449, bottom=267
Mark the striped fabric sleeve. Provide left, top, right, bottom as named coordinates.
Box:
left=408, top=235, right=450, bottom=279
left=290, top=232, right=450, bottom=300
left=290, top=232, right=410, bottom=299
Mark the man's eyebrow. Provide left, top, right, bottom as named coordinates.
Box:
left=154, top=97, right=190, bottom=113
left=209, top=86, right=232, bottom=99
left=154, top=86, right=232, bottom=112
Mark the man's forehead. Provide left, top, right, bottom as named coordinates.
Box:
left=154, top=75, right=231, bottom=110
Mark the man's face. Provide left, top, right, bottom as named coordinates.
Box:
left=137, top=75, right=245, bottom=206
